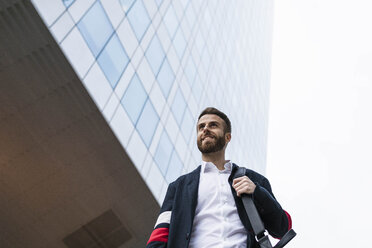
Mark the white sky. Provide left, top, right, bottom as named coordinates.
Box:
left=267, top=0, right=372, bottom=247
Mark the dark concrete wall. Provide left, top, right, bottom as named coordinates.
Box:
left=0, top=1, right=159, bottom=247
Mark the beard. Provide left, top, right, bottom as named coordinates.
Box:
left=197, top=133, right=226, bottom=154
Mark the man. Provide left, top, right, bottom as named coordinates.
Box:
left=146, top=107, right=292, bottom=248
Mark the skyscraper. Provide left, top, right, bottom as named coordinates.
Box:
left=0, top=0, right=273, bottom=247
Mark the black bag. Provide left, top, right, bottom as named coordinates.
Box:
left=233, top=168, right=296, bottom=248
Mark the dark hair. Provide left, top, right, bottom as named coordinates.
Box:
left=198, top=107, right=231, bottom=133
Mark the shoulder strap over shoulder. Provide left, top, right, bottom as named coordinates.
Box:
left=232, top=167, right=296, bottom=248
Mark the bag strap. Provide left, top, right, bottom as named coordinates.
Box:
left=233, top=167, right=296, bottom=248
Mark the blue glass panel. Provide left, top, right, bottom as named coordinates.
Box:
left=136, top=99, right=159, bottom=147
left=157, top=58, right=174, bottom=98
left=195, top=32, right=205, bottom=53
left=192, top=75, right=203, bottom=103
left=185, top=57, right=196, bottom=86
left=146, top=35, right=165, bottom=76
left=77, top=2, right=114, bottom=56
left=166, top=150, right=183, bottom=183
left=155, top=0, right=163, bottom=7
left=171, top=88, right=186, bottom=126
left=201, top=48, right=210, bottom=71
left=181, top=108, right=194, bottom=144
left=120, top=0, right=135, bottom=12
left=127, top=0, right=151, bottom=41
left=97, top=35, right=129, bottom=88
left=163, top=4, right=178, bottom=38
left=173, top=27, right=186, bottom=59
left=63, top=0, right=75, bottom=7
left=121, top=74, right=147, bottom=124
left=185, top=2, right=196, bottom=29
left=154, top=131, right=173, bottom=176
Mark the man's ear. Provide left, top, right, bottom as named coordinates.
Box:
left=225, top=132, right=231, bottom=143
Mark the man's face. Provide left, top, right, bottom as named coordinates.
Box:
left=197, top=114, right=231, bottom=154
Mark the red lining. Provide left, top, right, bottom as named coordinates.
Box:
left=147, top=227, right=169, bottom=244
left=284, top=210, right=292, bottom=230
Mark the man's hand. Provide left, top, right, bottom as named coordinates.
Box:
left=232, top=176, right=256, bottom=196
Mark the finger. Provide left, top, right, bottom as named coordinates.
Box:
left=233, top=179, right=252, bottom=189
left=236, top=187, right=251, bottom=196
left=237, top=182, right=255, bottom=193
left=232, top=177, right=242, bottom=185
left=233, top=180, right=248, bottom=189
left=233, top=176, right=249, bottom=186
left=234, top=184, right=250, bottom=194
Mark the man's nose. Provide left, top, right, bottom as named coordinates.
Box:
left=202, top=125, right=210, bottom=133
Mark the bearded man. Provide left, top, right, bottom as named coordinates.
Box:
left=146, top=107, right=292, bottom=248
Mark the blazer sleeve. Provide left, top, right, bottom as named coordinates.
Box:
left=146, top=182, right=176, bottom=248
left=252, top=177, right=292, bottom=239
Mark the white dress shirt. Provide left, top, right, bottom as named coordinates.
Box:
left=188, top=161, right=247, bottom=248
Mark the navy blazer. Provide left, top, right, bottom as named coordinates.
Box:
left=146, top=164, right=292, bottom=248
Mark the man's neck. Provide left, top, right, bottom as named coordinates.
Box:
left=202, top=151, right=228, bottom=170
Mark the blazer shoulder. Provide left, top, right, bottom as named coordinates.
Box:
left=171, top=165, right=201, bottom=185
left=233, top=163, right=268, bottom=184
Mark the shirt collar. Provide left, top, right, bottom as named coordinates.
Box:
left=201, top=160, right=232, bottom=173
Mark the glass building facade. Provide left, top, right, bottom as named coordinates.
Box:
left=31, top=0, right=274, bottom=204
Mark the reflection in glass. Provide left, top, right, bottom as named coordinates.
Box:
left=173, top=27, right=186, bottom=59
left=120, top=0, right=135, bottom=13
left=146, top=35, right=165, bottom=76
left=136, top=100, right=159, bottom=147
left=127, top=0, right=151, bottom=41
left=77, top=1, right=113, bottom=56
left=171, top=88, right=186, bottom=125
left=157, top=59, right=175, bottom=98
left=97, top=35, right=129, bottom=88
left=166, top=151, right=183, bottom=183
left=163, top=4, right=178, bottom=38
left=121, top=74, right=147, bottom=124
left=154, top=131, right=173, bottom=176
left=155, top=0, right=163, bottom=7
left=192, top=75, right=203, bottom=103
left=185, top=57, right=197, bottom=86
left=181, top=108, right=194, bottom=144
left=63, top=0, right=75, bottom=8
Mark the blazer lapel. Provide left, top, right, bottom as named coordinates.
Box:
left=187, top=166, right=201, bottom=220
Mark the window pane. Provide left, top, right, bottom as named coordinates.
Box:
left=201, top=48, right=211, bottom=71
left=171, top=88, right=186, bottom=126
left=185, top=2, right=196, bottom=29
left=185, top=57, right=197, bottom=86
left=97, top=35, right=129, bottom=88
left=192, top=75, right=203, bottom=103
left=157, top=58, right=175, bottom=98
left=127, top=0, right=151, bottom=41
left=155, top=0, right=163, bottom=7
left=146, top=35, right=165, bottom=76
left=154, top=131, right=173, bottom=176
left=121, top=74, right=147, bottom=124
left=77, top=1, right=114, bottom=56
left=166, top=150, right=183, bottom=183
left=63, top=0, right=75, bottom=8
left=120, top=0, right=135, bottom=13
left=136, top=99, right=159, bottom=147
left=163, top=4, right=178, bottom=38
left=173, top=27, right=186, bottom=59
left=181, top=108, right=194, bottom=144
